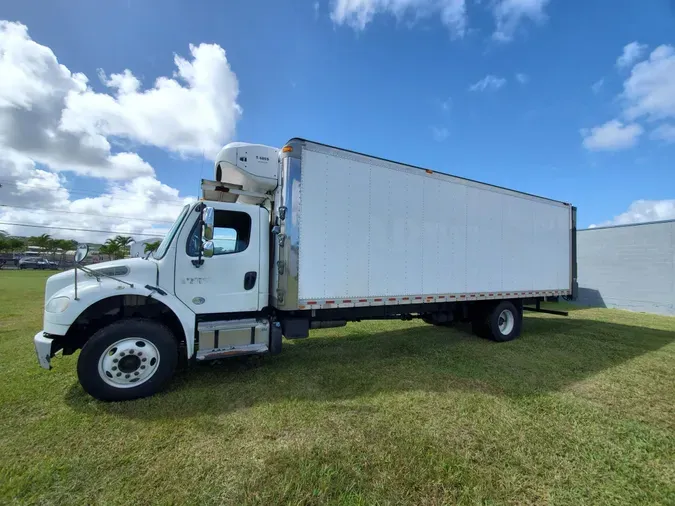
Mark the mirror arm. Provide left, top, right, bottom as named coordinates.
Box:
left=193, top=202, right=205, bottom=268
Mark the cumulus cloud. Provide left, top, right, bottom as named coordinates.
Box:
left=331, top=0, right=468, bottom=37
left=0, top=21, right=154, bottom=180
left=330, top=0, right=551, bottom=40
left=616, top=41, right=648, bottom=69
left=590, top=200, right=675, bottom=228
left=0, top=149, right=195, bottom=242
left=62, top=43, right=241, bottom=157
left=0, top=20, right=241, bottom=181
left=622, top=45, right=675, bottom=122
left=580, top=120, right=643, bottom=151
left=492, top=0, right=550, bottom=42
left=468, top=75, right=506, bottom=92
left=582, top=43, right=675, bottom=151
left=0, top=20, right=239, bottom=240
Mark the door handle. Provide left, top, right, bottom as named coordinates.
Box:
left=244, top=271, right=257, bottom=290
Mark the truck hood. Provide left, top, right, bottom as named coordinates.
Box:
left=45, top=258, right=158, bottom=303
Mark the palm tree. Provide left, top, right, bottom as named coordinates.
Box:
left=56, top=239, right=77, bottom=267
left=102, top=238, right=124, bottom=261
left=47, top=238, right=60, bottom=262
left=143, top=240, right=161, bottom=255
left=8, top=238, right=24, bottom=254
left=29, top=233, right=52, bottom=253
left=111, top=236, right=133, bottom=259
left=97, top=243, right=109, bottom=261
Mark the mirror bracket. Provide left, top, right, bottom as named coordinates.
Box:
left=194, top=205, right=215, bottom=268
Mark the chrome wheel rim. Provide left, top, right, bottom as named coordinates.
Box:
left=498, top=309, right=515, bottom=335
left=98, top=338, right=160, bottom=388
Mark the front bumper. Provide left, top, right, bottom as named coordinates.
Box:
left=34, top=331, right=53, bottom=370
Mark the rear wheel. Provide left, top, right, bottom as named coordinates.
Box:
left=77, top=319, right=178, bottom=401
left=472, top=301, right=522, bottom=342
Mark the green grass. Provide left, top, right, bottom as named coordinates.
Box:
left=1, top=270, right=674, bottom=505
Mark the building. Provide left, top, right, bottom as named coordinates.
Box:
left=576, top=220, right=675, bottom=316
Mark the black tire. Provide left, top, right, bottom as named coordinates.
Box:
left=472, top=301, right=522, bottom=342
left=77, top=319, right=178, bottom=401
left=269, top=322, right=283, bottom=355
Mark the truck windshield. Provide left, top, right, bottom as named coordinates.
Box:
left=153, top=204, right=190, bottom=260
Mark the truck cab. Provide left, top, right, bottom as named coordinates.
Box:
left=34, top=142, right=282, bottom=401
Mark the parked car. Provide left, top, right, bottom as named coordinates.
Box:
left=19, top=257, right=57, bottom=270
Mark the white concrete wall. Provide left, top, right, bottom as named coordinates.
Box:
left=576, top=220, right=675, bottom=316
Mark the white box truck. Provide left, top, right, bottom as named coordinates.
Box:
left=34, top=138, right=577, bottom=401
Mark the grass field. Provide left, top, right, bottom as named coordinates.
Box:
left=1, top=270, right=674, bottom=505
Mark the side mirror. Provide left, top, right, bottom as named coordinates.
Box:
left=202, top=206, right=214, bottom=241
left=203, top=241, right=215, bottom=258
left=75, top=244, right=89, bottom=264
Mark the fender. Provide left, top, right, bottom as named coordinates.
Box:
left=44, top=277, right=197, bottom=359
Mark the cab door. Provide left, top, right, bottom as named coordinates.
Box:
left=174, top=203, right=261, bottom=314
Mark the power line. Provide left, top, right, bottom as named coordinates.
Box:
left=0, top=204, right=175, bottom=224
left=0, top=221, right=167, bottom=237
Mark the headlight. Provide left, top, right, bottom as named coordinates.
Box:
left=45, top=296, right=71, bottom=313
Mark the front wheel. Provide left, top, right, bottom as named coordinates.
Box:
left=77, top=319, right=178, bottom=401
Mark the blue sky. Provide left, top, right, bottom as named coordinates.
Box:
left=1, top=0, right=675, bottom=239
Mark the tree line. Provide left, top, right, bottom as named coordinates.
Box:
left=0, top=232, right=162, bottom=261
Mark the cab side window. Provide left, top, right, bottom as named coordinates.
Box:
left=187, top=210, right=252, bottom=256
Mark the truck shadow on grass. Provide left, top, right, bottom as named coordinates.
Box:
left=64, top=311, right=675, bottom=418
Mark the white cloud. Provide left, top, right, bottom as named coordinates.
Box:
left=0, top=20, right=237, bottom=240
left=516, top=73, right=529, bottom=84
left=650, top=123, right=675, bottom=143
left=0, top=21, right=154, bottom=180
left=431, top=126, right=449, bottom=141
left=580, top=119, right=643, bottom=151
left=591, top=78, right=604, bottom=94
left=616, top=41, right=648, bottom=69
left=492, top=0, right=550, bottom=42
left=622, top=45, right=675, bottom=122
left=330, top=0, right=550, bottom=41
left=62, top=43, right=241, bottom=158
left=590, top=199, right=675, bottom=228
left=0, top=149, right=195, bottom=242
left=0, top=20, right=241, bottom=182
left=469, top=75, right=506, bottom=92
left=330, top=0, right=468, bottom=38
left=582, top=43, right=675, bottom=151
